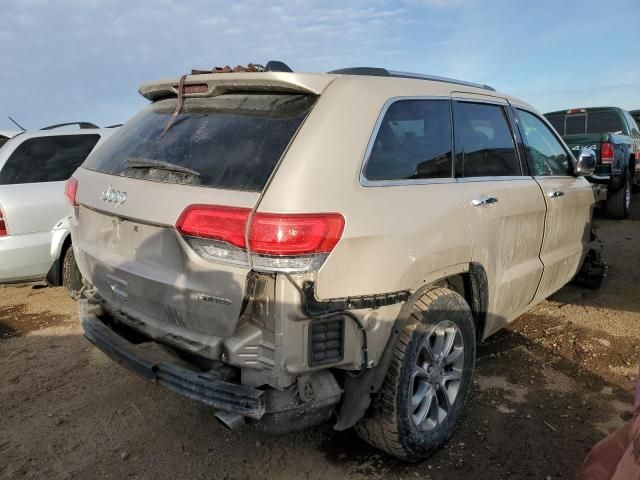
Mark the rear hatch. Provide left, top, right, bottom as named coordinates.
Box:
left=72, top=84, right=319, bottom=345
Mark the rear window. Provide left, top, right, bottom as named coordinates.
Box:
left=545, top=114, right=565, bottom=135
left=83, top=93, right=316, bottom=192
left=544, top=110, right=625, bottom=135
left=0, top=134, right=100, bottom=185
left=586, top=110, right=624, bottom=134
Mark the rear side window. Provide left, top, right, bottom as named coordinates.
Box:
left=455, top=102, right=521, bottom=177
left=364, top=99, right=452, bottom=181
left=0, top=134, right=100, bottom=185
left=83, top=94, right=316, bottom=192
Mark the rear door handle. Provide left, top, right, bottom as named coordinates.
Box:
left=471, top=196, right=498, bottom=207
left=548, top=191, right=564, bottom=198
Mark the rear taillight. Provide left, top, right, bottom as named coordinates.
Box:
left=65, top=177, right=79, bottom=206
left=176, top=205, right=345, bottom=272
left=0, top=205, right=7, bottom=237
left=601, top=142, right=615, bottom=165
left=250, top=213, right=344, bottom=256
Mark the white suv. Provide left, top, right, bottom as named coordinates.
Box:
left=0, top=123, right=114, bottom=294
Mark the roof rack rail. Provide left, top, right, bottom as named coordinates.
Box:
left=106, top=124, right=122, bottom=128
left=328, top=67, right=495, bottom=92
left=41, top=122, right=99, bottom=130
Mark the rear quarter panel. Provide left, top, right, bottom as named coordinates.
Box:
left=258, top=77, right=474, bottom=300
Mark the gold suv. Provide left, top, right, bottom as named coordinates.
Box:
left=70, top=63, right=598, bottom=460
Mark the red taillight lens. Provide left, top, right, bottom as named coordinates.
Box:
left=176, top=206, right=345, bottom=262
left=0, top=205, right=7, bottom=237
left=601, top=142, right=614, bottom=164
left=65, top=177, right=79, bottom=206
left=249, top=213, right=344, bottom=256
left=176, top=205, right=250, bottom=249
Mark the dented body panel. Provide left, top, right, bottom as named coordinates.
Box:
left=71, top=70, right=596, bottom=435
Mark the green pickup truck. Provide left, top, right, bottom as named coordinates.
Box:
left=545, top=107, right=640, bottom=218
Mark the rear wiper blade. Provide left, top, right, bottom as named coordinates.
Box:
left=125, top=158, right=200, bottom=177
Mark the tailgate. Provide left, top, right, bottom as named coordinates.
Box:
left=71, top=90, right=317, bottom=344
left=73, top=169, right=258, bottom=339
left=563, top=134, right=603, bottom=167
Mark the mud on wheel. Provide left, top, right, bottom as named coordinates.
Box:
left=355, top=287, right=476, bottom=461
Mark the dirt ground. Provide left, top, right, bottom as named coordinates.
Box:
left=2, top=199, right=640, bottom=480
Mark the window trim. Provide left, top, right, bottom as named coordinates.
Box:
left=452, top=99, right=527, bottom=179
left=359, top=96, right=456, bottom=187
left=513, top=107, right=575, bottom=178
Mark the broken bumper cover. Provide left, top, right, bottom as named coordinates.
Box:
left=81, top=311, right=265, bottom=420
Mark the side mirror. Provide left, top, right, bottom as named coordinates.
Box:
left=576, top=147, right=596, bottom=177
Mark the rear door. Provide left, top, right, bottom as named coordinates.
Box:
left=453, top=97, right=546, bottom=336
left=0, top=133, right=102, bottom=236
left=72, top=92, right=316, bottom=342
left=513, top=108, right=594, bottom=301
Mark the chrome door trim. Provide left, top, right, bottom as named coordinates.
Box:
left=359, top=95, right=453, bottom=188
left=457, top=176, right=533, bottom=183
left=361, top=177, right=458, bottom=187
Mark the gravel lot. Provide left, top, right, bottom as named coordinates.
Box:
left=1, top=198, right=639, bottom=480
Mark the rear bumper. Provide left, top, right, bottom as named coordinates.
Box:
left=80, top=303, right=266, bottom=419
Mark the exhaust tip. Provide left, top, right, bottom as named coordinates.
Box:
left=215, top=411, right=245, bottom=431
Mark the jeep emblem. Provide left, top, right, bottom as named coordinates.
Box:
left=101, top=185, right=127, bottom=208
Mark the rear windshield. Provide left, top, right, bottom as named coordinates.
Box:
left=544, top=110, right=625, bottom=136
left=83, top=93, right=316, bottom=191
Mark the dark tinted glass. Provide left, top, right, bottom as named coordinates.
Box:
left=544, top=114, right=565, bottom=135
left=565, top=115, right=586, bottom=135
left=626, top=112, right=640, bottom=136
left=0, top=134, right=100, bottom=185
left=364, top=100, right=452, bottom=181
left=84, top=94, right=316, bottom=192
left=587, top=110, right=624, bottom=134
left=456, top=102, right=520, bottom=177
left=517, top=110, right=569, bottom=176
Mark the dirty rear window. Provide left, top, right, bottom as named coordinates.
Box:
left=83, top=93, right=316, bottom=191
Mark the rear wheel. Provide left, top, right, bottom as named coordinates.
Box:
left=355, top=287, right=476, bottom=461
left=605, top=174, right=630, bottom=219
left=62, top=246, right=83, bottom=299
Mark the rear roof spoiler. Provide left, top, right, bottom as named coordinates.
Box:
left=138, top=72, right=334, bottom=101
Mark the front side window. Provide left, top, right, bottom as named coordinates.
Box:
left=363, top=99, right=452, bottom=181
left=516, top=110, right=570, bottom=176
left=0, top=134, right=100, bottom=185
left=455, top=102, right=521, bottom=177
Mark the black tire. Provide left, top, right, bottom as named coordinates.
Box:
left=605, top=174, right=630, bottom=219
left=355, top=287, right=476, bottom=461
left=62, top=246, right=83, bottom=299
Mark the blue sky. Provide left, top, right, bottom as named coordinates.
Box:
left=1, top=0, right=639, bottom=130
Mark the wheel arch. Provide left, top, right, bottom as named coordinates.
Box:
left=412, top=262, right=488, bottom=343
left=333, top=262, right=487, bottom=431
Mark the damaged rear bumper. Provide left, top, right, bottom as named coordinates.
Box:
left=80, top=300, right=343, bottom=432
left=81, top=305, right=266, bottom=420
